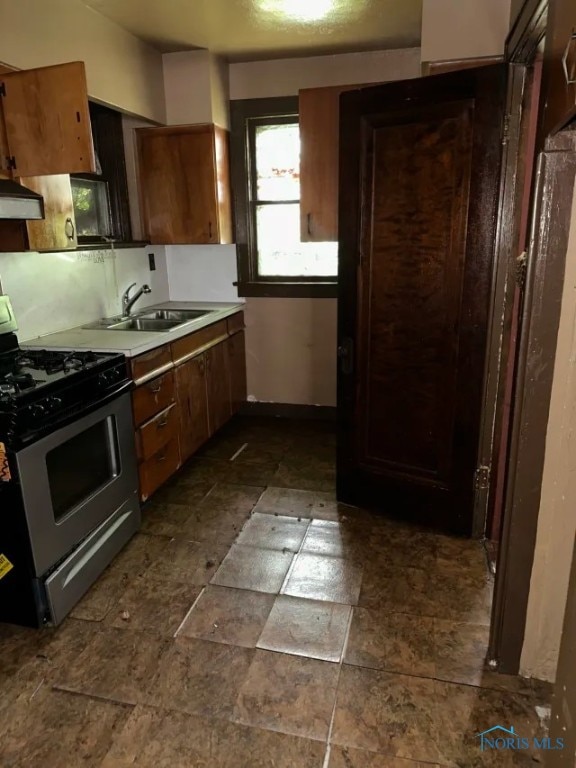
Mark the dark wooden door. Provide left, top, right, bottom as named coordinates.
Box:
left=175, top=355, right=210, bottom=461
left=206, top=342, right=232, bottom=435
left=338, top=65, right=507, bottom=535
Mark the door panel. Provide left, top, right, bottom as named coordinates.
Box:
left=0, top=62, right=95, bottom=176
left=338, top=66, right=507, bottom=535
left=175, top=355, right=210, bottom=461
left=206, top=342, right=232, bottom=435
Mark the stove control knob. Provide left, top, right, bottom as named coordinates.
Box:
left=45, top=397, right=63, bottom=412
left=98, top=372, right=112, bottom=387
left=28, top=404, right=46, bottom=420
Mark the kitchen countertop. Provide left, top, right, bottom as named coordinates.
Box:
left=22, top=301, right=245, bottom=358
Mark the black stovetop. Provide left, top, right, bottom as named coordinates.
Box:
left=0, top=333, right=130, bottom=446
left=0, top=348, right=116, bottom=398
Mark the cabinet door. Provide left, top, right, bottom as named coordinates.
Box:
left=175, top=355, right=210, bottom=461
left=227, top=331, right=247, bottom=415
left=300, top=85, right=360, bottom=242
left=206, top=342, right=232, bottom=435
left=137, top=125, right=219, bottom=244
left=541, top=0, right=576, bottom=136
left=0, top=62, right=96, bottom=176
left=24, top=175, right=77, bottom=251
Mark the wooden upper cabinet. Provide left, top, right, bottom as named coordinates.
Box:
left=0, top=62, right=96, bottom=177
left=137, top=123, right=233, bottom=245
left=299, top=85, right=358, bottom=242
left=541, top=0, right=576, bottom=137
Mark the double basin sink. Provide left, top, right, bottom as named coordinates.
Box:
left=83, top=308, right=215, bottom=333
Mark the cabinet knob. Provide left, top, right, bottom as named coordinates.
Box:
left=562, top=30, right=576, bottom=85
left=65, top=217, right=75, bottom=240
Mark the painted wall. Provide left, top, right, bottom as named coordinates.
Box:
left=521, top=183, right=576, bottom=683
left=0, top=247, right=169, bottom=342
left=163, top=51, right=230, bottom=128
left=421, top=0, right=512, bottom=63
left=227, top=48, right=421, bottom=406
left=229, top=48, right=421, bottom=99
left=0, top=0, right=165, bottom=122
left=165, top=246, right=240, bottom=303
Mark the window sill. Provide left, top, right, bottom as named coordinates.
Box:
left=235, top=281, right=338, bottom=298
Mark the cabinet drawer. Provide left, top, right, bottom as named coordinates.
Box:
left=139, top=436, right=181, bottom=502
left=227, top=312, right=245, bottom=336
left=171, top=319, right=228, bottom=364
left=137, top=403, right=178, bottom=462
left=132, top=370, right=175, bottom=427
left=130, top=344, right=172, bottom=383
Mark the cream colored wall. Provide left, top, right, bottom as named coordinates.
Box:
left=245, top=299, right=338, bottom=406
left=163, top=51, right=230, bottom=128
left=421, top=0, right=511, bottom=63
left=521, top=182, right=576, bottom=683
left=229, top=48, right=421, bottom=407
left=0, top=0, right=165, bottom=122
left=229, top=48, right=421, bottom=99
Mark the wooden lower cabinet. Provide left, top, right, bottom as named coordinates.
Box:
left=132, top=312, right=247, bottom=502
left=206, top=341, right=232, bottom=434
left=175, top=354, right=210, bottom=462
left=139, top=436, right=181, bottom=502
left=228, top=331, right=247, bottom=415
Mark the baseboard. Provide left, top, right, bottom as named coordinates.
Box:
left=239, top=401, right=337, bottom=421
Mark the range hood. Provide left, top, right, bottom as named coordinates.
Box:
left=0, top=179, right=44, bottom=220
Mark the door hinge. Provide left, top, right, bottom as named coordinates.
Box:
left=474, top=465, right=491, bottom=491
left=516, top=250, right=528, bottom=290
left=5, top=156, right=16, bottom=171
left=502, top=113, right=511, bottom=146
left=0, top=82, right=5, bottom=97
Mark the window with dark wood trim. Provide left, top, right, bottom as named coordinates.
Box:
left=230, top=97, right=338, bottom=298
left=71, top=102, right=133, bottom=245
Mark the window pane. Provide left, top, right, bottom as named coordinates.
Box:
left=256, top=204, right=338, bottom=277
left=255, top=124, right=300, bottom=201
left=71, top=178, right=112, bottom=237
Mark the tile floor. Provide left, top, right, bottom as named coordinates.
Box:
left=0, top=416, right=551, bottom=767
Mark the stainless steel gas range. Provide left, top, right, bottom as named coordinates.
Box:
left=0, top=307, right=140, bottom=627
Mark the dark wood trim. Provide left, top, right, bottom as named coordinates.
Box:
left=235, top=280, right=337, bottom=298
left=230, top=96, right=337, bottom=298
left=72, top=101, right=133, bottom=243
left=473, top=63, right=531, bottom=538
left=239, top=401, right=337, bottom=421
left=37, top=241, right=149, bottom=254
left=491, top=132, right=576, bottom=674
left=506, top=0, right=548, bottom=63
left=424, top=56, right=503, bottom=76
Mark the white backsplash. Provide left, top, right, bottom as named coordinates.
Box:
left=165, top=245, right=242, bottom=303
left=0, top=246, right=169, bottom=341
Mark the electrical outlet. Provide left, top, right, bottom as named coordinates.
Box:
left=148, top=253, right=156, bottom=272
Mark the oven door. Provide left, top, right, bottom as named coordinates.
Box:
left=15, top=392, right=139, bottom=577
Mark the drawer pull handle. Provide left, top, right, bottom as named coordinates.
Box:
left=65, top=217, right=75, bottom=240
left=157, top=419, right=168, bottom=428
left=157, top=452, right=167, bottom=462
left=149, top=384, right=162, bottom=394
left=562, top=30, right=576, bottom=85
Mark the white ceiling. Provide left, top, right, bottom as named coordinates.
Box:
left=81, top=0, right=422, bottom=61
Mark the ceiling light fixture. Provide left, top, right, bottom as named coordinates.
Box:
left=257, top=0, right=338, bottom=23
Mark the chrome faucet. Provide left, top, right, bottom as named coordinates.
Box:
left=122, top=283, right=151, bottom=316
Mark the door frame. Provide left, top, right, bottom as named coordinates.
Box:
left=483, top=0, right=561, bottom=673
left=472, top=0, right=549, bottom=538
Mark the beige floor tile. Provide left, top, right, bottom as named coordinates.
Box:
left=179, top=585, right=275, bottom=647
